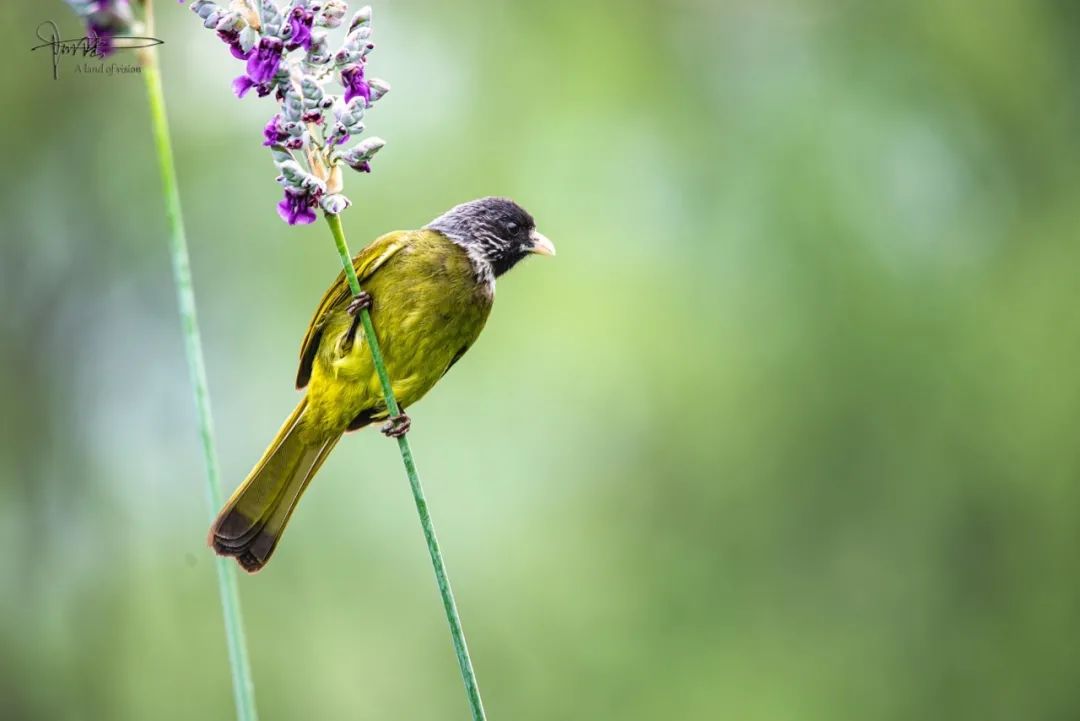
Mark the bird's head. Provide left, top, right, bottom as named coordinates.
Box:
left=426, top=197, right=555, bottom=278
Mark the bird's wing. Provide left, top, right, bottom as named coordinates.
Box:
left=295, top=230, right=412, bottom=389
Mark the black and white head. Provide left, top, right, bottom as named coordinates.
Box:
left=426, top=197, right=555, bottom=281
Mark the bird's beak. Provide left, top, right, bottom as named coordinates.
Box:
left=529, top=230, right=556, bottom=257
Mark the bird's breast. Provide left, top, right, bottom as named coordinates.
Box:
left=307, top=236, right=493, bottom=431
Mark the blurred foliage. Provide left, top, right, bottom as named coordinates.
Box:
left=3, top=0, right=1080, bottom=719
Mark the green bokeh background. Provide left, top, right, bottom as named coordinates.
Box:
left=4, top=1, right=1080, bottom=719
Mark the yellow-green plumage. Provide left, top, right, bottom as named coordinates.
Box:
left=211, top=229, right=493, bottom=571
left=303, top=229, right=492, bottom=435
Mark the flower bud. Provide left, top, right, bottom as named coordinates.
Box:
left=215, top=10, right=245, bottom=33
left=348, top=6, right=372, bottom=34
left=301, top=77, right=324, bottom=107
left=338, top=136, right=385, bottom=172
left=238, top=25, right=259, bottom=53
left=269, top=148, right=293, bottom=165
left=320, top=193, right=352, bottom=215
left=259, top=0, right=283, bottom=36
left=316, top=0, right=347, bottom=28
left=367, top=78, right=390, bottom=103
left=306, top=31, right=331, bottom=64
left=190, top=1, right=221, bottom=21
left=276, top=160, right=310, bottom=187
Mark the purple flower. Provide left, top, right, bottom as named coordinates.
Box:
left=232, top=76, right=256, bottom=98
left=217, top=29, right=252, bottom=60
left=284, top=7, right=315, bottom=51
left=248, top=35, right=283, bottom=82
left=234, top=36, right=283, bottom=97
left=82, top=0, right=134, bottom=57
left=87, top=26, right=115, bottom=56
left=341, top=64, right=371, bottom=105
left=277, top=187, right=321, bottom=225
left=262, top=114, right=289, bottom=147
left=326, top=124, right=351, bottom=147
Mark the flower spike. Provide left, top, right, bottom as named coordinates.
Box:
left=190, top=0, right=389, bottom=225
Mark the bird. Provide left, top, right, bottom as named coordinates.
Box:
left=209, top=197, right=555, bottom=572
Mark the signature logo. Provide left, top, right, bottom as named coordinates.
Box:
left=31, top=20, right=163, bottom=80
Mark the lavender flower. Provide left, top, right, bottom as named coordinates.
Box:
left=263, top=114, right=289, bottom=146
left=277, top=187, right=321, bottom=225
left=218, top=29, right=253, bottom=59
left=65, top=0, right=135, bottom=57
left=283, top=6, right=315, bottom=51
left=341, top=64, right=371, bottom=105
left=233, top=36, right=284, bottom=98
left=190, top=1, right=390, bottom=225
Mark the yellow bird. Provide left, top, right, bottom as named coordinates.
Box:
left=210, top=198, right=555, bottom=572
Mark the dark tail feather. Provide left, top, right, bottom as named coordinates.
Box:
left=209, top=398, right=343, bottom=572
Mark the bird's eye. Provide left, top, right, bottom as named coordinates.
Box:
left=506, top=222, right=519, bottom=235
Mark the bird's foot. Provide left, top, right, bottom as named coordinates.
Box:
left=346, top=291, right=373, bottom=316
left=381, top=411, right=411, bottom=439
left=339, top=292, right=373, bottom=353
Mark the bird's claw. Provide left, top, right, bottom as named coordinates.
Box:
left=347, top=291, right=373, bottom=316
left=380, top=412, right=411, bottom=439
left=339, top=292, right=372, bottom=354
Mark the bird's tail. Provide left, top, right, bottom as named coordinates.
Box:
left=209, top=397, right=342, bottom=572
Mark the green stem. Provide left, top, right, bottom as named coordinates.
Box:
left=324, top=212, right=487, bottom=721
left=141, top=44, right=259, bottom=721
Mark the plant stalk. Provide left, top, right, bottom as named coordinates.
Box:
left=324, top=212, right=487, bottom=721
left=140, top=28, right=260, bottom=721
